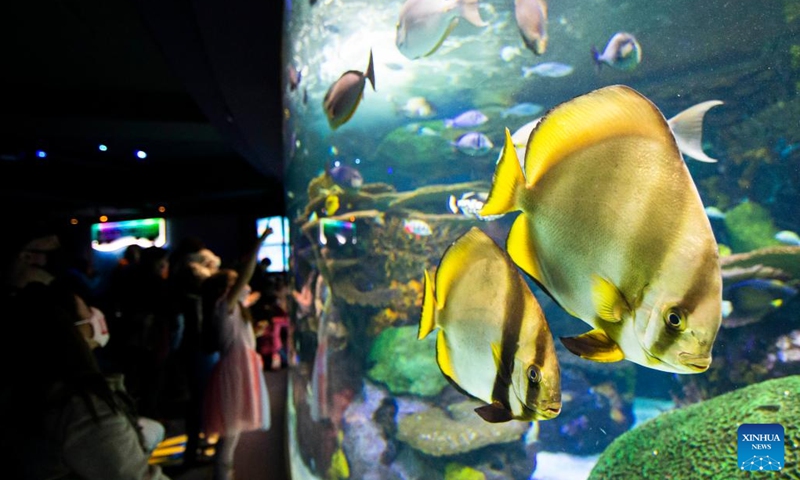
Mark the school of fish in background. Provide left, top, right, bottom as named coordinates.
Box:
left=319, top=0, right=642, bottom=131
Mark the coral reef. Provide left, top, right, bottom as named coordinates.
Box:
left=722, top=200, right=782, bottom=253
left=367, top=325, right=449, bottom=397
left=590, top=376, right=800, bottom=479
left=396, top=400, right=529, bottom=457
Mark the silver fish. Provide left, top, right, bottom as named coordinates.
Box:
left=522, top=61, right=574, bottom=78
left=445, top=109, right=488, bottom=128
left=453, top=132, right=494, bottom=156
left=775, top=230, right=800, bottom=246
left=448, top=191, right=504, bottom=221
left=501, top=102, right=544, bottom=118
left=396, top=0, right=487, bottom=60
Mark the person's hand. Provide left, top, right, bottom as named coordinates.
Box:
left=243, top=291, right=261, bottom=308
left=254, top=320, right=269, bottom=337
left=260, top=227, right=274, bottom=241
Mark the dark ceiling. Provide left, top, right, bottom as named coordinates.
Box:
left=0, top=0, right=285, bottom=219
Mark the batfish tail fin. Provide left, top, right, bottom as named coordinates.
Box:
left=667, top=100, right=723, bottom=163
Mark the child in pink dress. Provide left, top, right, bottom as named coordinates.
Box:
left=202, top=228, right=272, bottom=480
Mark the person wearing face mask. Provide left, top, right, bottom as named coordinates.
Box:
left=71, top=292, right=167, bottom=454
left=201, top=228, right=273, bottom=480
left=0, top=282, right=172, bottom=479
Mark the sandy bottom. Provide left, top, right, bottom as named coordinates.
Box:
left=531, top=452, right=601, bottom=480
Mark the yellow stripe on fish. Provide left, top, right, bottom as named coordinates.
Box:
left=419, top=227, right=561, bottom=422
left=480, top=85, right=722, bottom=374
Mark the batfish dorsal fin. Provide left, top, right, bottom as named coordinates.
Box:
left=560, top=329, right=624, bottom=363
left=480, top=128, right=525, bottom=217
left=435, top=227, right=495, bottom=306
left=418, top=270, right=437, bottom=340
left=523, top=85, right=676, bottom=188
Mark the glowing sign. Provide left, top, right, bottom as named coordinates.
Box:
left=318, top=218, right=356, bottom=246
left=91, top=218, right=166, bottom=252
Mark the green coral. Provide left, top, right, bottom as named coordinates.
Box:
left=589, top=376, right=800, bottom=479
left=791, top=45, right=800, bottom=70
left=445, top=463, right=486, bottom=480
left=722, top=200, right=781, bottom=253
left=367, top=325, right=448, bottom=396
left=397, top=400, right=529, bottom=457
left=786, top=0, right=800, bottom=23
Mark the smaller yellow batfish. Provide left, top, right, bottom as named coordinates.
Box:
left=480, top=85, right=722, bottom=374
left=419, top=227, right=561, bottom=423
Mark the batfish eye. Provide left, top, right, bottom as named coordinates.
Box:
left=527, top=365, right=541, bottom=384
left=665, top=309, right=685, bottom=330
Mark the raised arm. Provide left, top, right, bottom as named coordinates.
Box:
left=226, top=227, right=272, bottom=309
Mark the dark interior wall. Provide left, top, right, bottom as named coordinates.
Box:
left=168, top=213, right=258, bottom=266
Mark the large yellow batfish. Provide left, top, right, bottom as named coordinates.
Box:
left=480, top=85, right=722, bottom=374
left=419, top=227, right=561, bottom=423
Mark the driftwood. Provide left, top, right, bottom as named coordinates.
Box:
left=720, top=246, right=800, bottom=285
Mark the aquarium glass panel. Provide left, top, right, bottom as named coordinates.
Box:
left=283, top=1, right=800, bottom=478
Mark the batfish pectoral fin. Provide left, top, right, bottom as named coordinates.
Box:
left=507, top=215, right=544, bottom=284
left=475, top=401, right=514, bottom=423
left=418, top=270, right=437, bottom=340
left=560, top=329, right=624, bottom=363
left=591, top=274, right=629, bottom=323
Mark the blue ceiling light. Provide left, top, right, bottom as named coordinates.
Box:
left=98, top=144, right=108, bottom=152
left=136, top=150, right=147, bottom=159
left=36, top=150, right=47, bottom=158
